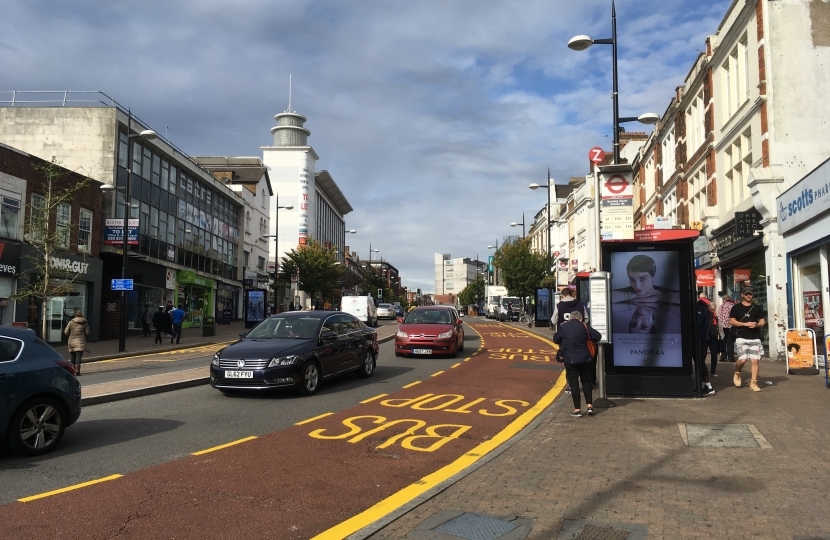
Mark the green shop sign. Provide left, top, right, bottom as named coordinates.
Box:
left=178, top=270, right=214, bottom=288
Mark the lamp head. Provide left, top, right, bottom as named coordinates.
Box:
left=100, top=184, right=115, bottom=192
left=637, top=112, right=660, bottom=125
left=139, top=130, right=158, bottom=140
left=348, top=229, right=356, bottom=234
left=510, top=222, right=518, bottom=227
left=528, top=183, right=540, bottom=190
left=284, top=205, right=294, bottom=210
left=568, top=35, right=594, bottom=51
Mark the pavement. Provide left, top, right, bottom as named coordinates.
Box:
left=71, top=317, right=830, bottom=538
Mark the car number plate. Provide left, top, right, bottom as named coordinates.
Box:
left=225, top=371, right=254, bottom=378
left=412, top=349, right=432, bottom=355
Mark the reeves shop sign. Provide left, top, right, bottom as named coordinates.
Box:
left=0, top=242, right=21, bottom=275
left=777, top=159, right=830, bottom=234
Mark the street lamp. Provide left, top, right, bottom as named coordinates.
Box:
left=529, top=169, right=554, bottom=274
left=263, top=194, right=293, bottom=313
left=510, top=213, right=526, bottom=238
left=568, top=1, right=659, bottom=164
left=100, top=110, right=156, bottom=353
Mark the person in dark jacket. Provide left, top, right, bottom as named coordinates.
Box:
left=551, top=286, right=593, bottom=388
left=695, top=297, right=716, bottom=396
left=553, top=311, right=601, bottom=417
left=151, top=306, right=167, bottom=345
left=164, top=300, right=174, bottom=337
left=140, top=303, right=152, bottom=337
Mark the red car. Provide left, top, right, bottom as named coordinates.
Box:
left=395, top=306, right=465, bottom=357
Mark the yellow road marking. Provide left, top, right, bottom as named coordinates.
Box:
left=430, top=371, right=444, bottom=377
left=501, top=325, right=558, bottom=349
left=312, top=368, right=567, bottom=539
left=19, top=474, right=123, bottom=502
left=295, top=412, right=334, bottom=425
left=360, top=394, right=388, bottom=404
left=192, top=436, right=258, bottom=455
left=402, top=381, right=421, bottom=388
left=451, top=363, right=461, bottom=368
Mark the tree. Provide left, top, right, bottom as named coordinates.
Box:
left=279, top=239, right=342, bottom=302
left=493, top=237, right=546, bottom=307
left=11, top=158, right=91, bottom=339
left=458, top=274, right=485, bottom=308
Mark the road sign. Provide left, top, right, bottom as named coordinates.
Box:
left=111, top=279, right=134, bottom=291
left=290, top=274, right=299, bottom=283
left=589, top=147, right=605, bottom=164
left=552, top=251, right=560, bottom=258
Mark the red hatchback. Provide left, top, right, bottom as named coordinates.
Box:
left=395, top=306, right=465, bottom=357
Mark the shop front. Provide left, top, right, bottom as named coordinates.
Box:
left=216, top=281, right=239, bottom=324
left=776, top=157, right=830, bottom=363
left=17, top=246, right=102, bottom=343
left=177, top=270, right=215, bottom=328
left=0, top=241, right=21, bottom=326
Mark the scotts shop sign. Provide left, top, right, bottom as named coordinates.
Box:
left=777, top=159, right=830, bottom=234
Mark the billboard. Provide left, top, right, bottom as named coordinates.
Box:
left=104, top=219, right=139, bottom=245
left=245, top=289, right=266, bottom=328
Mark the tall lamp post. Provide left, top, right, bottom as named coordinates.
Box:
left=101, top=111, right=156, bottom=353
left=510, top=214, right=526, bottom=238
left=529, top=169, right=554, bottom=274
left=263, top=194, right=293, bottom=313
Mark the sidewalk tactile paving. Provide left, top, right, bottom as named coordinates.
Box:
left=433, top=513, right=519, bottom=539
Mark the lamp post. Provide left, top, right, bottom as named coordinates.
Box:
left=101, top=110, right=156, bottom=353
left=263, top=194, right=293, bottom=313
left=510, top=213, right=526, bottom=238
left=529, top=169, right=554, bottom=274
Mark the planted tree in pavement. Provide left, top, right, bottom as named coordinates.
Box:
left=279, top=238, right=342, bottom=303
left=492, top=237, right=546, bottom=308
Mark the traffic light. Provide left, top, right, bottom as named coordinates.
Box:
left=378, top=288, right=383, bottom=298
left=417, top=288, right=421, bottom=298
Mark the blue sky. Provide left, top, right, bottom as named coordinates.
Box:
left=1, top=0, right=731, bottom=292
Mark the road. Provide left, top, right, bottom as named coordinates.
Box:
left=0, top=320, right=460, bottom=505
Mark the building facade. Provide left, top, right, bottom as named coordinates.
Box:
left=434, top=254, right=485, bottom=296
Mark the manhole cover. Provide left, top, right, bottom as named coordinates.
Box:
left=680, top=423, right=771, bottom=448
left=574, top=524, right=630, bottom=540
left=433, top=513, right=520, bottom=540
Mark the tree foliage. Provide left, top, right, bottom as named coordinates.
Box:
left=11, top=158, right=91, bottom=339
left=458, top=274, right=485, bottom=307
left=493, top=237, right=547, bottom=304
left=279, top=238, right=342, bottom=300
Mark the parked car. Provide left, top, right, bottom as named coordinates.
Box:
left=0, top=327, right=81, bottom=456
left=393, top=305, right=405, bottom=318
left=210, top=311, right=379, bottom=395
left=376, top=303, right=396, bottom=320
left=394, top=306, right=465, bottom=357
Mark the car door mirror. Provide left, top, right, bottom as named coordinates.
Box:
left=238, top=332, right=248, bottom=338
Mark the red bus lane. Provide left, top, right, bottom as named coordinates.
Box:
left=0, top=322, right=564, bottom=540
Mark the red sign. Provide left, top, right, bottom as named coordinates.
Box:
left=552, top=251, right=560, bottom=258
left=734, top=269, right=751, bottom=284
left=603, top=229, right=700, bottom=243
left=589, top=147, right=605, bottom=164
left=695, top=269, right=716, bottom=287
left=604, top=175, right=629, bottom=195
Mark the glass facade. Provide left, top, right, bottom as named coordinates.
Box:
left=117, top=132, right=239, bottom=280
left=793, top=248, right=826, bottom=360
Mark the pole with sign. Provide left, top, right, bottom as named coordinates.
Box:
left=589, top=271, right=615, bottom=408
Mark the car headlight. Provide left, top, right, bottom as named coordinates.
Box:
left=212, top=352, right=220, bottom=366
left=396, top=330, right=408, bottom=338
left=268, top=355, right=299, bottom=367
left=437, top=330, right=454, bottom=339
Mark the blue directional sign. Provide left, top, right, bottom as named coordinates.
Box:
left=111, top=279, right=134, bottom=291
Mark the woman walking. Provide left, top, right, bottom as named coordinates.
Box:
left=553, top=310, right=602, bottom=417
left=64, top=310, right=90, bottom=375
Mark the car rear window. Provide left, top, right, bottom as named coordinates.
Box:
left=0, top=337, right=23, bottom=361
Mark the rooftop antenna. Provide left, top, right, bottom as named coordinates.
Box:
left=287, top=74, right=293, bottom=113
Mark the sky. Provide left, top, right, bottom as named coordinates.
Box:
left=1, top=0, right=732, bottom=293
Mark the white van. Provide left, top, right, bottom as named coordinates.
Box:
left=341, top=296, right=377, bottom=327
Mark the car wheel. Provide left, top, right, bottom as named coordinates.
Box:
left=6, top=397, right=67, bottom=457
left=301, top=361, right=322, bottom=395
left=358, top=349, right=375, bottom=378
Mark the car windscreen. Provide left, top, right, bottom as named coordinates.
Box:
left=403, top=310, right=453, bottom=324
left=246, top=317, right=320, bottom=339
left=378, top=304, right=392, bottom=308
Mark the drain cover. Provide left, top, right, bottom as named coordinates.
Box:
left=434, top=513, right=519, bottom=540
left=680, top=423, right=770, bottom=448
left=573, top=524, right=630, bottom=540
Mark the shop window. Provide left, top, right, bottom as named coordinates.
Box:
left=56, top=203, right=71, bottom=248
left=0, top=195, right=21, bottom=240
left=118, top=133, right=128, bottom=169
left=78, top=208, right=92, bottom=252
left=795, top=250, right=825, bottom=357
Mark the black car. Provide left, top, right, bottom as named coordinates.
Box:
left=0, top=327, right=82, bottom=456
left=210, top=311, right=379, bottom=395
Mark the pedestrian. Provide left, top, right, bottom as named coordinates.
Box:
left=729, top=287, right=767, bottom=391
left=698, top=295, right=720, bottom=377
left=551, top=286, right=592, bottom=389
left=170, top=303, right=186, bottom=344
left=164, top=300, right=174, bottom=338
left=506, top=301, right=513, bottom=321
left=151, top=306, right=167, bottom=344
left=717, top=291, right=736, bottom=363
left=289, top=301, right=295, bottom=312
left=141, top=303, right=152, bottom=338
left=695, top=296, right=716, bottom=396
left=553, top=310, right=601, bottom=417
left=64, top=310, right=89, bottom=375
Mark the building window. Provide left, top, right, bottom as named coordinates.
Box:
left=686, top=91, right=705, bottom=154
left=56, top=203, right=71, bottom=248
left=78, top=208, right=92, bottom=252
left=244, top=250, right=250, bottom=267
left=30, top=193, right=46, bottom=242
left=0, top=195, right=21, bottom=240
left=257, top=256, right=265, bottom=271
left=723, top=129, right=752, bottom=210
left=721, top=35, right=750, bottom=123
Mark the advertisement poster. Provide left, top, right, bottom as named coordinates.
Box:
left=247, top=290, right=265, bottom=323
left=803, top=290, right=824, bottom=337
left=104, top=219, right=139, bottom=245
left=534, top=288, right=551, bottom=324
left=609, top=251, right=683, bottom=367
left=786, top=328, right=816, bottom=370
left=695, top=269, right=715, bottom=287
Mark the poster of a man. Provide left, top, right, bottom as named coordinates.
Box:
left=610, top=251, right=683, bottom=367
left=247, top=290, right=265, bottom=323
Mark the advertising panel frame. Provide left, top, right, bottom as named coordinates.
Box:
left=534, top=287, right=553, bottom=327
left=245, top=289, right=266, bottom=329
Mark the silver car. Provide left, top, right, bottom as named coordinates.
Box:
left=376, top=303, right=396, bottom=320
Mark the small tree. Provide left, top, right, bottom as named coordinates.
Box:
left=493, top=237, right=546, bottom=308
left=12, top=158, right=91, bottom=339
left=458, top=274, right=485, bottom=308
left=279, top=238, right=342, bottom=302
